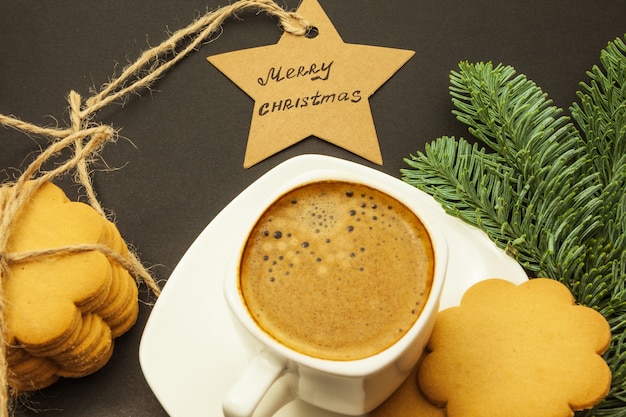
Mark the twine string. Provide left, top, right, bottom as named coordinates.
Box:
left=84, top=0, right=310, bottom=116
left=0, top=1, right=309, bottom=414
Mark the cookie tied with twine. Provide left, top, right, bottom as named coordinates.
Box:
left=0, top=91, right=160, bottom=406
left=2, top=180, right=143, bottom=392
left=0, top=1, right=310, bottom=414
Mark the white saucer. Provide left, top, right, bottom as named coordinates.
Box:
left=139, top=154, right=528, bottom=417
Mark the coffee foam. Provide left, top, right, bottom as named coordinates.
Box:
left=240, top=181, right=434, bottom=361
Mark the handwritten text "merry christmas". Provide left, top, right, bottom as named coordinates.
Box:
left=256, top=60, right=362, bottom=116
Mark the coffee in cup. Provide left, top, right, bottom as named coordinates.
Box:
left=239, top=180, right=434, bottom=361
left=222, top=160, right=447, bottom=417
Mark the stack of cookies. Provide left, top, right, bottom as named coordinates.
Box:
left=2, top=181, right=138, bottom=393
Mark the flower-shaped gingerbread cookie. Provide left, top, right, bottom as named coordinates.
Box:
left=3, top=181, right=138, bottom=392
left=418, top=278, right=611, bottom=417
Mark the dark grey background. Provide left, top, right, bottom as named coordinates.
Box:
left=1, top=1, right=624, bottom=415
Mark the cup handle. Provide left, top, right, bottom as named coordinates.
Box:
left=223, top=352, right=290, bottom=417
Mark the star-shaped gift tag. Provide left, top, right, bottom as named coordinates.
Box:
left=208, top=0, right=414, bottom=168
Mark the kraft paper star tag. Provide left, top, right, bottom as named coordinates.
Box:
left=207, top=0, right=414, bottom=168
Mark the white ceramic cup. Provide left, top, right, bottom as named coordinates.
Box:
left=222, top=167, right=447, bottom=417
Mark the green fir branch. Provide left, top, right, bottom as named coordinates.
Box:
left=401, top=35, right=626, bottom=416
left=572, top=35, right=626, bottom=187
